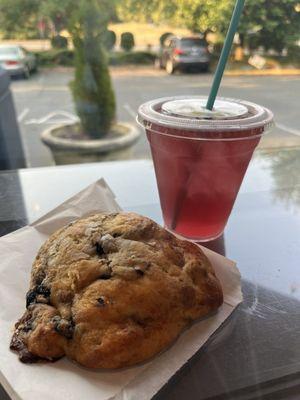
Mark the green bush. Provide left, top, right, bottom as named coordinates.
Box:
left=287, top=44, right=300, bottom=63
left=213, top=41, right=224, bottom=56
left=51, top=35, right=68, bottom=49
left=34, top=50, right=155, bottom=67
left=70, top=1, right=115, bottom=139
left=120, top=32, right=135, bottom=52
left=35, top=49, right=74, bottom=66
left=55, top=49, right=73, bottom=65
left=101, top=29, right=116, bottom=51
left=109, top=51, right=155, bottom=65
left=159, top=32, right=173, bottom=47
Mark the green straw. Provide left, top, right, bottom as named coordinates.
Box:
left=170, top=0, right=246, bottom=232
left=206, top=0, right=245, bottom=110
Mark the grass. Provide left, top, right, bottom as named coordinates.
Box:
left=109, top=22, right=192, bottom=48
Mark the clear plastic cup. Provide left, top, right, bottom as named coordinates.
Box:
left=138, top=96, right=274, bottom=241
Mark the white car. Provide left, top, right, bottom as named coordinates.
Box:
left=0, top=45, right=37, bottom=79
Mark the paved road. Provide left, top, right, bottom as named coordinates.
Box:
left=10, top=67, right=300, bottom=167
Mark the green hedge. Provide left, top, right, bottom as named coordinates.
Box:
left=35, top=50, right=155, bottom=67
left=120, top=32, right=135, bottom=52
left=102, top=30, right=116, bottom=51
left=159, top=32, right=173, bottom=46
left=109, top=51, right=155, bottom=65
left=35, top=49, right=74, bottom=66
left=51, top=35, right=68, bottom=49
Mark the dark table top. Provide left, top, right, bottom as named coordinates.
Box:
left=0, top=148, right=300, bottom=400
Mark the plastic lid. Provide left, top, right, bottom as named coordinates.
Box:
left=162, top=98, right=249, bottom=120
left=137, top=95, right=274, bottom=133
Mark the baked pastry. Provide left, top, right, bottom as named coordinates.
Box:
left=11, top=212, right=223, bottom=369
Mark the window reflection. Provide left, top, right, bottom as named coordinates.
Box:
left=269, top=148, right=300, bottom=211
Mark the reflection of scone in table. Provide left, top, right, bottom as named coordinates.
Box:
left=11, top=212, right=223, bottom=369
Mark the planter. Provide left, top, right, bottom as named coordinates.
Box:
left=41, top=122, right=141, bottom=165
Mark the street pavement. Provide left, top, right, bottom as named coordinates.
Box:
left=10, top=66, right=300, bottom=167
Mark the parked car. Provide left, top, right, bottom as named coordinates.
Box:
left=0, top=45, right=37, bottom=79
left=155, top=36, right=210, bottom=74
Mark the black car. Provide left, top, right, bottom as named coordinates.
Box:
left=155, top=36, right=210, bottom=74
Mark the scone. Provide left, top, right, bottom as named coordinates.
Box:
left=10, top=212, right=223, bottom=369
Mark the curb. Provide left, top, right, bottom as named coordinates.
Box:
left=225, top=69, right=300, bottom=77
left=39, top=65, right=300, bottom=77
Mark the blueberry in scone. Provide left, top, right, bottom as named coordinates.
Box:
left=10, top=212, right=223, bottom=369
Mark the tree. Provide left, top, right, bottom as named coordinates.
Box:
left=69, top=0, right=116, bottom=139
left=39, top=0, right=73, bottom=34
left=1, top=0, right=299, bottom=54
left=117, top=0, right=232, bottom=38
left=170, top=0, right=231, bottom=35
left=117, top=0, right=231, bottom=35
left=116, top=0, right=177, bottom=24
left=0, top=0, right=40, bottom=39
left=236, top=0, right=300, bottom=53
left=0, top=0, right=117, bottom=38
left=117, top=0, right=300, bottom=52
left=41, top=0, right=117, bottom=34
left=0, top=0, right=73, bottom=38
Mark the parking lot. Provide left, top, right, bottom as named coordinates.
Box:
left=10, top=67, right=300, bottom=167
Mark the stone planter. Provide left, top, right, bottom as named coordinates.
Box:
left=41, top=122, right=141, bottom=165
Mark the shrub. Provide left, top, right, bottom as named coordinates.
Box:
left=35, top=50, right=155, bottom=67
left=120, top=32, right=135, bottom=52
left=70, top=0, right=116, bottom=139
left=101, top=30, right=116, bottom=51
left=51, top=35, right=68, bottom=49
left=35, top=49, right=74, bottom=66
left=159, top=32, right=173, bottom=47
left=287, top=44, right=300, bottom=62
left=213, top=41, right=224, bottom=56
left=109, top=51, right=155, bottom=65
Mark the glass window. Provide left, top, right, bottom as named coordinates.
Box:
left=180, top=38, right=206, bottom=47
left=0, top=47, right=19, bottom=56
left=0, top=3, right=300, bottom=400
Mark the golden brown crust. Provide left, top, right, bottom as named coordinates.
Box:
left=11, top=212, right=223, bottom=369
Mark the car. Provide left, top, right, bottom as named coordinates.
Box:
left=0, top=45, right=37, bottom=79
left=155, top=36, right=210, bottom=74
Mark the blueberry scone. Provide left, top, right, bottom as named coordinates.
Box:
left=10, top=212, right=223, bottom=369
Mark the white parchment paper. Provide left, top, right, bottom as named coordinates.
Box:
left=0, top=179, right=242, bottom=400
